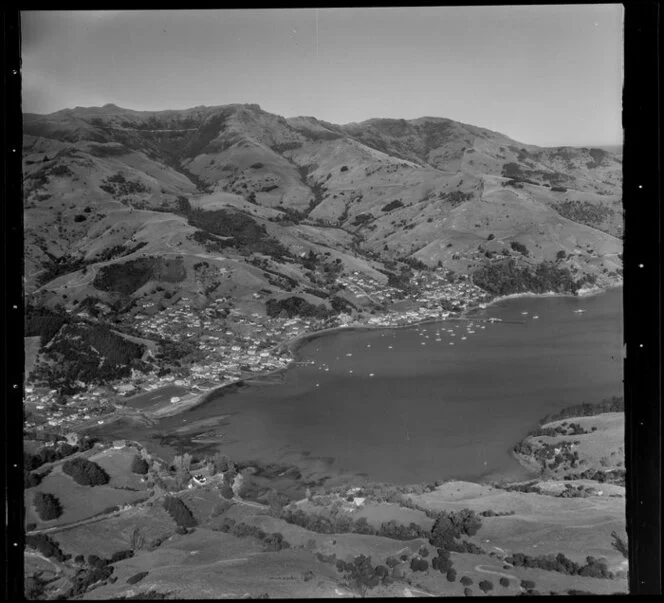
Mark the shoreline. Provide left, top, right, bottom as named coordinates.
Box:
left=148, top=281, right=622, bottom=418
left=472, top=280, right=622, bottom=312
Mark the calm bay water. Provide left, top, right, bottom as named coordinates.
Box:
left=138, top=287, right=624, bottom=485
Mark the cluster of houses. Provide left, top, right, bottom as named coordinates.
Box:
left=24, top=268, right=496, bottom=434
left=23, top=383, right=115, bottom=431
left=338, top=271, right=402, bottom=305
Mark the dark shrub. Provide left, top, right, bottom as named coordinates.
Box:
left=131, top=456, right=149, bottom=475
left=410, top=558, right=429, bottom=572
left=87, top=554, right=108, bottom=569
left=464, top=587, right=473, bottom=596
left=446, top=569, right=457, bottom=582
left=499, top=577, right=510, bottom=587
left=460, top=576, right=473, bottom=586
left=33, top=491, right=63, bottom=520
left=521, top=580, right=536, bottom=589
left=510, top=241, right=529, bottom=255
left=382, top=200, right=404, bottom=212
left=110, top=549, right=135, bottom=563
left=62, top=457, right=110, bottom=486
left=127, top=571, right=149, bottom=585
left=487, top=233, right=495, bottom=240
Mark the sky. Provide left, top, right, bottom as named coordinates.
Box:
left=21, top=6, right=623, bottom=147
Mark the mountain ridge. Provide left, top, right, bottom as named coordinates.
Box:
left=23, top=101, right=622, bottom=320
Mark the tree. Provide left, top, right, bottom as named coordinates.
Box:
left=33, top=491, right=63, bottom=520
left=520, top=580, right=536, bottom=590
left=267, top=489, right=284, bottom=516
left=499, top=577, right=510, bottom=587
left=231, top=473, right=244, bottom=498
left=479, top=580, right=494, bottom=593
left=212, top=453, right=230, bottom=475
left=162, top=496, right=197, bottom=528
left=446, top=569, right=457, bottom=582
left=173, top=454, right=192, bottom=490
left=339, top=555, right=384, bottom=598
left=219, top=482, right=234, bottom=500
left=556, top=250, right=567, bottom=261
left=129, top=527, right=146, bottom=552
left=463, top=587, right=473, bottom=597
left=611, top=531, right=628, bottom=558
left=460, top=576, right=473, bottom=586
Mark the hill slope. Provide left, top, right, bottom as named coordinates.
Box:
left=23, top=103, right=622, bottom=317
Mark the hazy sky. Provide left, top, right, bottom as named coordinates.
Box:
left=21, top=6, right=623, bottom=147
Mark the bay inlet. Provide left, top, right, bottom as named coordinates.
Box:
left=131, top=287, right=624, bottom=485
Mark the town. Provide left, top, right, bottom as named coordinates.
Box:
left=24, top=268, right=493, bottom=433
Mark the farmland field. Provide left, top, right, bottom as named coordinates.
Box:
left=26, top=467, right=149, bottom=528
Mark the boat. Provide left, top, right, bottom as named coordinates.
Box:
left=574, top=309, right=586, bottom=314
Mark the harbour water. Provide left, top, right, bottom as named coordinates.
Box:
left=116, top=287, right=624, bottom=485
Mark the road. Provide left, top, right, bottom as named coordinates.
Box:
left=474, top=564, right=520, bottom=583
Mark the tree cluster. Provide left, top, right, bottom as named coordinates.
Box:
left=265, top=296, right=331, bottom=320
left=506, top=552, right=613, bottom=578
left=93, top=256, right=185, bottom=296
left=25, top=533, right=69, bottom=562
left=215, top=518, right=291, bottom=551
left=336, top=555, right=390, bottom=597
left=279, top=507, right=428, bottom=541
left=33, top=491, right=63, bottom=520
left=24, top=304, right=68, bottom=346
left=539, top=396, right=623, bottom=424
left=62, top=457, right=110, bottom=486
left=162, top=496, right=197, bottom=528
left=473, top=258, right=581, bottom=296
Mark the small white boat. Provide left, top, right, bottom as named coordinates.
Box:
left=521, top=311, right=529, bottom=315
left=532, top=315, right=539, bottom=319
left=388, top=345, right=393, bottom=349
left=574, top=309, right=585, bottom=313
left=449, top=342, right=455, bottom=346
left=461, top=336, right=467, bottom=340
left=369, top=373, right=375, bottom=377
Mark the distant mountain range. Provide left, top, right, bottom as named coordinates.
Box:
left=23, top=102, right=622, bottom=315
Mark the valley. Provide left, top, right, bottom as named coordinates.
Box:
left=22, top=103, right=625, bottom=599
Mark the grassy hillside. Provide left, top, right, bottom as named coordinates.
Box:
left=24, top=103, right=622, bottom=308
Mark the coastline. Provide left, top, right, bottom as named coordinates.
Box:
left=143, top=281, right=622, bottom=420
left=472, top=280, right=622, bottom=312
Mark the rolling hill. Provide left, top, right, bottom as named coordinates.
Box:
left=23, top=103, right=622, bottom=317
